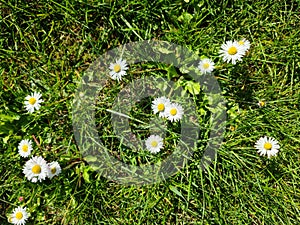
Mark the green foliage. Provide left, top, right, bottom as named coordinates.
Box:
left=0, top=111, right=20, bottom=143
left=0, top=0, right=300, bottom=224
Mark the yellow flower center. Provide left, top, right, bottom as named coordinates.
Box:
left=157, top=103, right=165, bottom=111
left=258, top=101, right=266, bottom=107
left=22, top=145, right=28, bottom=152
left=229, top=125, right=236, bottom=131
left=16, top=212, right=23, bottom=220
left=203, top=63, right=210, bottom=69
left=32, top=164, right=41, bottom=174
left=264, top=142, right=272, bottom=150
left=28, top=97, right=37, bottom=105
left=238, top=40, right=245, bottom=45
left=228, top=46, right=237, bottom=55
left=51, top=167, right=56, bottom=174
left=151, top=141, right=158, bottom=147
left=170, top=108, right=177, bottom=116
left=113, top=64, right=121, bottom=73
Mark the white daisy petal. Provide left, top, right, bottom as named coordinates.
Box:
left=254, top=136, right=280, bottom=158
left=24, top=92, right=43, bottom=113
left=109, top=58, right=129, bottom=81
left=10, top=206, right=29, bottom=225
left=23, top=156, right=50, bottom=182
left=145, top=135, right=164, bottom=154
left=198, top=58, right=215, bottom=74
left=18, top=139, right=33, bottom=158
left=219, top=40, right=245, bottom=65
left=151, top=96, right=171, bottom=117
left=237, top=38, right=251, bottom=52
left=165, top=103, right=184, bottom=122
left=47, top=161, right=62, bottom=179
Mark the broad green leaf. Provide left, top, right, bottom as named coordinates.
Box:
left=178, top=12, right=193, bottom=23
left=83, top=167, right=91, bottom=183
left=167, top=65, right=179, bottom=79
left=185, top=81, right=201, bottom=95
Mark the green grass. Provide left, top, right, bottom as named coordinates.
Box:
left=1, top=0, right=300, bottom=224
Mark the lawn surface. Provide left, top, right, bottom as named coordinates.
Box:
left=0, top=0, right=299, bottom=224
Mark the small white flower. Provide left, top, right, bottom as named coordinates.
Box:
left=257, top=100, right=266, bottom=108
left=198, top=58, right=215, bottom=74
left=24, top=92, right=43, bottom=113
left=165, top=103, right=184, bottom=122
left=10, top=206, right=29, bottom=225
left=145, top=135, right=164, bottom=154
left=18, top=139, right=33, bottom=158
left=23, top=156, right=50, bottom=183
left=47, top=161, right=61, bottom=179
left=255, top=136, right=280, bottom=158
left=237, top=38, right=251, bottom=52
left=151, top=96, right=171, bottom=117
left=109, top=58, right=129, bottom=81
left=219, top=40, right=245, bottom=65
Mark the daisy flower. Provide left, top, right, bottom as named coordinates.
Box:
left=145, top=135, right=164, bottom=154
left=198, top=58, right=215, bottom=74
left=257, top=100, right=266, bottom=108
left=18, top=139, right=33, bottom=158
left=47, top=161, right=62, bottom=179
left=151, top=96, right=171, bottom=117
left=165, top=103, right=184, bottom=122
left=254, top=136, right=280, bottom=158
left=109, top=58, right=129, bottom=81
left=237, top=38, right=251, bottom=52
left=219, top=40, right=245, bottom=65
left=24, top=92, right=43, bottom=113
left=10, top=206, right=29, bottom=225
left=23, top=156, right=49, bottom=183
